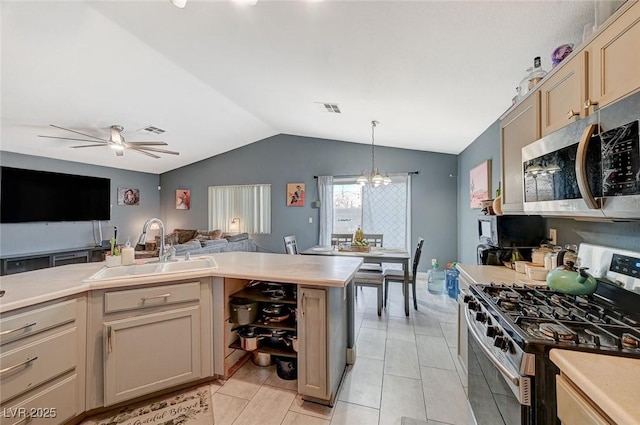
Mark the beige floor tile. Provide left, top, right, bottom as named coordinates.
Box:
left=289, top=394, right=334, bottom=420
left=361, top=309, right=389, bottom=330
left=232, top=386, right=297, bottom=425
left=387, top=316, right=416, bottom=343
left=421, top=367, right=468, bottom=425
left=415, top=335, right=456, bottom=370
left=210, top=379, right=224, bottom=395
left=384, top=340, right=420, bottom=379
left=281, top=411, right=330, bottom=425
left=412, top=312, right=444, bottom=337
left=217, top=361, right=274, bottom=400
left=330, top=401, right=380, bottom=425
left=379, top=375, right=427, bottom=425
left=448, top=346, right=467, bottom=389
left=338, top=357, right=384, bottom=408
left=357, top=327, right=387, bottom=360
left=212, top=392, right=249, bottom=425
left=263, top=367, right=299, bottom=391
left=439, top=322, right=458, bottom=348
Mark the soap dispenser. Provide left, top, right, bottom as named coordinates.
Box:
left=121, top=237, right=135, bottom=265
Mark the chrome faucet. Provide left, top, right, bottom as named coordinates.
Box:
left=137, top=218, right=168, bottom=261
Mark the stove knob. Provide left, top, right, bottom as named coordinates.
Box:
left=486, top=326, right=500, bottom=337
left=463, top=295, right=473, bottom=303
left=475, top=312, right=487, bottom=323
left=493, top=336, right=508, bottom=350
left=467, top=301, right=478, bottom=311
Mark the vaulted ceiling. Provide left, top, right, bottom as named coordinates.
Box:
left=1, top=0, right=596, bottom=174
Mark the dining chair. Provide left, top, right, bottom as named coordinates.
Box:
left=360, top=233, right=384, bottom=272
left=283, top=235, right=298, bottom=255
left=353, top=270, right=384, bottom=316
left=331, top=233, right=353, bottom=247
left=383, top=237, right=424, bottom=310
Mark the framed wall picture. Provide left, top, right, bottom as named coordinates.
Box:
left=470, top=160, right=491, bottom=209
left=176, top=189, right=191, bottom=210
left=117, top=188, right=140, bottom=206
left=286, top=183, right=305, bottom=207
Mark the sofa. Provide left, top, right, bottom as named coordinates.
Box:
left=134, top=229, right=255, bottom=259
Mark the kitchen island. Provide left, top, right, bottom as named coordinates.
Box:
left=0, top=252, right=362, bottom=423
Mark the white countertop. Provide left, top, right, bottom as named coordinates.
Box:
left=550, top=349, right=640, bottom=425
left=456, top=264, right=548, bottom=286
left=0, top=252, right=363, bottom=313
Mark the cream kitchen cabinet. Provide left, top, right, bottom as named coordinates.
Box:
left=556, top=374, right=611, bottom=425
left=297, top=286, right=327, bottom=400
left=0, top=297, right=86, bottom=425
left=500, top=91, right=541, bottom=213
left=540, top=52, right=587, bottom=137
left=586, top=0, right=640, bottom=115
left=456, top=271, right=470, bottom=388
left=86, top=279, right=213, bottom=409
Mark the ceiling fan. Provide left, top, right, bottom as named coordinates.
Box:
left=38, top=124, right=180, bottom=158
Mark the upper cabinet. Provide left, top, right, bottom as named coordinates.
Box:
left=587, top=0, right=640, bottom=114
left=501, top=91, right=540, bottom=213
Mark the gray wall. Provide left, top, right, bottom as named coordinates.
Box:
left=0, top=151, right=159, bottom=256
left=456, top=120, right=501, bottom=264
left=160, top=134, right=458, bottom=271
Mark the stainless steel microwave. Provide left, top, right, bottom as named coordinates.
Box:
left=522, top=93, right=640, bottom=220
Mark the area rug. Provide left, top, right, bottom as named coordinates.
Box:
left=86, top=385, right=213, bottom=425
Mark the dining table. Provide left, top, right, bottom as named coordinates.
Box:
left=301, top=245, right=412, bottom=316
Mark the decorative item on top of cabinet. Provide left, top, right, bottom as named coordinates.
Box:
left=500, top=90, right=541, bottom=213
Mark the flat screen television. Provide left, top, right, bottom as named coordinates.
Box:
left=0, top=166, right=111, bottom=223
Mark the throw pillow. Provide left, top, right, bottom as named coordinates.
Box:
left=225, top=233, right=249, bottom=242
left=176, top=229, right=199, bottom=244
left=197, top=229, right=222, bottom=240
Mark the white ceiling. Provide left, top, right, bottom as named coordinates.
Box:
left=1, top=0, right=596, bottom=174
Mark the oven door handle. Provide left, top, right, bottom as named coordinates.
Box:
left=465, top=305, right=520, bottom=386
left=575, top=124, right=601, bottom=210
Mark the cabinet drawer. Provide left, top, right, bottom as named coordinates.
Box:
left=1, top=300, right=76, bottom=346
left=556, top=374, right=610, bottom=425
left=0, top=328, right=77, bottom=403
left=0, top=374, right=78, bottom=425
left=104, top=282, right=200, bottom=314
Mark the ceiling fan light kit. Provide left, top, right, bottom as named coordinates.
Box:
left=39, top=124, right=179, bottom=159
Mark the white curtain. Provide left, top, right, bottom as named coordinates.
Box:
left=362, top=173, right=411, bottom=250
left=317, top=176, right=333, bottom=246
left=208, top=184, right=271, bottom=234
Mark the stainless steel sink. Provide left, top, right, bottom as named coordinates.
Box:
left=84, top=256, right=218, bottom=282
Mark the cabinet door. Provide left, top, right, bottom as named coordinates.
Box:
left=588, top=0, right=640, bottom=112
left=297, top=287, right=327, bottom=400
left=500, top=91, right=541, bottom=212
left=103, top=306, right=201, bottom=406
left=540, top=52, right=588, bottom=136
left=556, top=374, right=610, bottom=425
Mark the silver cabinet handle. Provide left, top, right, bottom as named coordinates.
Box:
left=141, top=293, right=171, bottom=301
left=583, top=98, right=599, bottom=110
left=107, top=326, right=113, bottom=353
left=566, top=109, right=580, bottom=119
left=0, top=322, right=37, bottom=337
left=465, top=306, right=520, bottom=386
left=0, top=356, right=38, bottom=376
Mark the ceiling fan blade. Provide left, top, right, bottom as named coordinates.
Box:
left=133, top=146, right=180, bottom=155
left=70, top=144, right=112, bottom=148
left=125, top=141, right=169, bottom=146
left=49, top=124, right=106, bottom=141
left=38, top=135, right=109, bottom=144
left=130, top=147, right=161, bottom=159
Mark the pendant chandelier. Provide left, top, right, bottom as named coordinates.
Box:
left=357, top=120, right=391, bottom=187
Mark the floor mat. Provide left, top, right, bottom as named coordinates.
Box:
left=85, top=385, right=212, bottom=425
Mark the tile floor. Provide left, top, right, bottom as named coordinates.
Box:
left=209, top=276, right=470, bottom=425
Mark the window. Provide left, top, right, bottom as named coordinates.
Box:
left=208, top=184, right=271, bottom=233
left=332, top=175, right=410, bottom=249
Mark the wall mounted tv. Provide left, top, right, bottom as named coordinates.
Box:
left=0, top=167, right=111, bottom=223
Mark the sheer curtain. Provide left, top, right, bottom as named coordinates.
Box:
left=362, top=174, right=411, bottom=250
left=317, top=176, right=333, bottom=246
left=208, top=184, right=271, bottom=233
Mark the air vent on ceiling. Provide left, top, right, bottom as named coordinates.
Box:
left=316, top=102, right=341, bottom=114
left=142, top=125, right=166, bottom=135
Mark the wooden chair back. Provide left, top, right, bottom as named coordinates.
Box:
left=283, top=235, right=298, bottom=255
left=364, top=234, right=384, bottom=247
left=331, top=233, right=353, bottom=247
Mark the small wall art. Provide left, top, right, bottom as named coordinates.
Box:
left=286, top=183, right=305, bottom=207
left=470, top=160, right=491, bottom=209
left=176, top=189, right=191, bottom=210
left=117, top=188, right=140, bottom=206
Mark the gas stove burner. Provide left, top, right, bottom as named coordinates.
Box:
left=539, top=323, right=575, bottom=341
left=497, top=300, right=519, bottom=310
left=622, top=333, right=640, bottom=349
